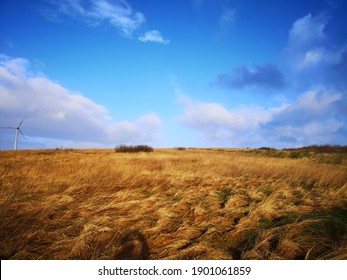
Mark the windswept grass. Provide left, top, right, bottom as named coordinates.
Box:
left=0, top=148, right=346, bottom=259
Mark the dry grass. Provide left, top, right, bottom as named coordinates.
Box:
left=0, top=148, right=346, bottom=260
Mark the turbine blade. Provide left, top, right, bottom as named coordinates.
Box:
left=18, top=116, right=26, bottom=127
left=0, top=126, right=16, bottom=129
left=18, top=128, right=27, bottom=140
left=18, top=117, right=25, bottom=127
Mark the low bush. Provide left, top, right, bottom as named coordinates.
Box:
left=114, top=145, right=154, bottom=153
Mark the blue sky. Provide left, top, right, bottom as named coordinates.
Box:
left=0, top=0, right=346, bottom=149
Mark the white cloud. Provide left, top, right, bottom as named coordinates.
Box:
left=177, top=95, right=271, bottom=146
left=0, top=55, right=162, bottom=149
left=107, top=113, right=162, bottom=144
left=138, top=30, right=170, bottom=44
left=138, top=113, right=163, bottom=129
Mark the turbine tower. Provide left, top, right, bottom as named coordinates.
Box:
left=0, top=117, right=26, bottom=150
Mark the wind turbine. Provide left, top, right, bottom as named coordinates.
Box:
left=0, top=117, right=26, bottom=150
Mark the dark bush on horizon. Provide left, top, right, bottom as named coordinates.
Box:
left=114, top=145, right=154, bottom=153
left=284, top=145, right=347, bottom=154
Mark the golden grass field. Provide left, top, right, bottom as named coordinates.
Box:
left=0, top=147, right=346, bottom=260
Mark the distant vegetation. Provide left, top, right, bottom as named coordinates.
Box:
left=257, top=144, right=347, bottom=153
left=284, top=144, right=347, bottom=153
left=241, top=145, right=347, bottom=164
left=114, top=145, right=154, bottom=153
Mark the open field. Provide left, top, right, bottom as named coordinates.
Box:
left=0, top=147, right=346, bottom=260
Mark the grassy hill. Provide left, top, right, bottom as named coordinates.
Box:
left=0, top=147, right=346, bottom=259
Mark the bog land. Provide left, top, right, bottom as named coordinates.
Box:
left=0, top=147, right=346, bottom=260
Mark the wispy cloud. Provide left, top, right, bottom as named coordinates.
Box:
left=215, top=64, right=286, bottom=91
left=219, top=8, right=235, bottom=29
left=0, top=55, right=162, bottom=149
left=191, top=0, right=205, bottom=9
left=191, top=0, right=236, bottom=31
left=138, top=30, right=170, bottom=44
left=43, top=0, right=169, bottom=43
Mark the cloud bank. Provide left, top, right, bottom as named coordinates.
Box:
left=178, top=89, right=346, bottom=148
left=183, top=12, right=347, bottom=148
left=0, top=54, right=162, bottom=149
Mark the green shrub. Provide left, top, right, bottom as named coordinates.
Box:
left=216, top=189, right=233, bottom=208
